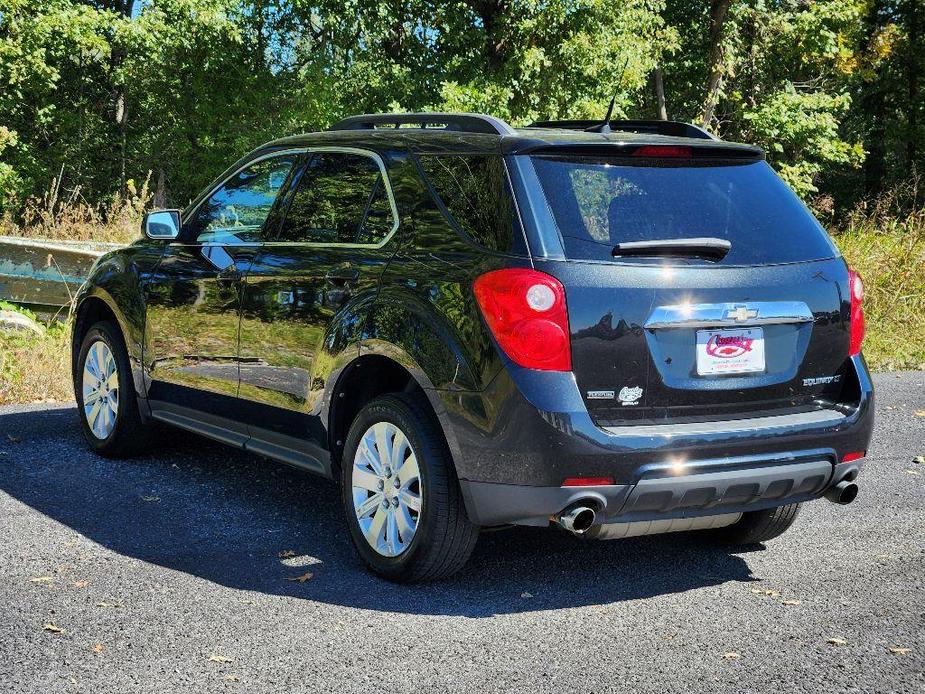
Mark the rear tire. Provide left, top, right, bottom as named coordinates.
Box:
left=713, top=503, right=801, bottom=544
left=74, top=320, right=152, bottom=458
left=340, top=393, right=479, bottom=582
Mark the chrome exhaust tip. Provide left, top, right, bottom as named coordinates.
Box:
left=557, top=505, right=597, bottom=535
left=825, top=480, right=859, bottom=505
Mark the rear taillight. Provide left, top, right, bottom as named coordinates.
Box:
left=473, top=268, right=571, bottom=371
left=848, top=269, right=865, bottom=356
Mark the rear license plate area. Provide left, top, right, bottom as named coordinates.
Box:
left=696, top=327, right=765, bottom=376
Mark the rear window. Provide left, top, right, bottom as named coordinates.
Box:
left=529, top=156, right=836, bottom=265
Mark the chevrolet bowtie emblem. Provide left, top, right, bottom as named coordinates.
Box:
left=725, top=306, right=759, bottom=322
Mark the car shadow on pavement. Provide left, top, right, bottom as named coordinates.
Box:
left=0, top=405, right=762, bottom=617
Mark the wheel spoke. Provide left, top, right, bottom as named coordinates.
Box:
left=355, top=492, right=382, bottom=520
left=364, top=505, right=388, bottom=547
left=83, top=388, right=101, bottom=405
left=107, top=370, right=119, bottom=390
left=400, top=488, right=421, bottom=512
left=395, top=503, right=416, bottom=542
left=374, top=422, right=392, bottom=470
left=352, top=467, right=380, bottom=493
left=385, top=509, right=400, bottom=554
left=390, top=429, right=408, bottom=470
left=396, top=452, right=419, bottom=486
left=360, top=431, right=382, bottom=475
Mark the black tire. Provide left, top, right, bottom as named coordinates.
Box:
left=73, top=320, right=152, bottom=458
left=713, top=503, right=801, bottom=545
left=340, top=393, right=479, bottom=582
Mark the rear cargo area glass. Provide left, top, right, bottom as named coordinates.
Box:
left=529, top=157, right=836, bottom=265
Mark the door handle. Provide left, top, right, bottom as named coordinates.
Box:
left=325, top=268, right=359, bottom=285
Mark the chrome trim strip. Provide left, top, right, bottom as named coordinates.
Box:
left=644, top=301, right=814, bottom=330
left=602, top=408, right=844, bottom=437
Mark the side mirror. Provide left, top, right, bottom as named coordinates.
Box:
left=143, top=209, right=181, bottom=240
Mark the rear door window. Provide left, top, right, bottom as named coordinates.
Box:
left=279, top=151, right=397, bottom=245
left=529, top=157, right=837, bottom=265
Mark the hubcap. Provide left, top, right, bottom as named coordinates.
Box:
left=82, top=340, right=119, bottom=440
left=352, top=422, right=421, bottom=557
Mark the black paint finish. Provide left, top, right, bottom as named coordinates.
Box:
left=71, top=122, right=875, bottom=528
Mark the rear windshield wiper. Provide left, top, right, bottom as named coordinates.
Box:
left=611, top=237, right=731, bottom=261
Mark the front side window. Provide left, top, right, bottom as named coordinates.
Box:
left=189, top=154, right=299, bottom=244
left=279, top=151, right=396, bottom=244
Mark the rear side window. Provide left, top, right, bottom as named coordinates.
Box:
left=529, top=157, right=837, bottom=265
left=418, top=154, right=523, bottom=255
left=279, top=151, right=397, bottom=245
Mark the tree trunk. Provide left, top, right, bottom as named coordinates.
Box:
left=155, top=168, right=166, bottom=208
left=864, top=0, right=887, bottom=196
left=907, top=0, right=920, bottom=168
left=653, top=67, right=668, bottom=120
left=700, top=0, right=734, bottom=129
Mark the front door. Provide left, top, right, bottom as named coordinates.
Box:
left=144, top=152, right=301, bottom=438
left=238, top=148, right=401, bottom=463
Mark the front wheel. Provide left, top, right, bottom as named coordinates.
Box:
left=340, top=393, right=479, bottom=582
left=74, top=320, right=151, bottom=457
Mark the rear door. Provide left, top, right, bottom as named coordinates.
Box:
left=237, top=148, right=399, bottom=465
left=522, top=153, right=851, bottom=424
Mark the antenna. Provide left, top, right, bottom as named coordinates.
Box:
left=586, top=57, right=629, bottom=134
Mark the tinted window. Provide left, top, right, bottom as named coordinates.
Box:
left=418, top=154, right=521, bottom=254
left=189, top=155, right=298, bottom=244
left=530, top=157, right=836, bottom=265
left=279, top=151, right=396, bottom=244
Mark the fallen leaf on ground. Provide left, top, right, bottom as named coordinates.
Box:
left=29, top=576, right=53, bottom=583
left=827, top=637, right=848, bottom=646
left=904, top=469, right=920, bottom=476
left=520, top=591, right=533, bottom=599
left=43, top=623, right=64, bottom=634
left=285, top=572, right=313, bottom=583
left=241, top=599, right=256, bottom=605
left=72, top=580, right=89, bottom=589
left=913, top=456, right=925, bottom=465
left=141, top=496, right=160, bottom=502
left=92, top=643, right=104, bottom=654
left=6, top=434, right=21, bottom=443
left=888, top=646, right=911, bottom=655
left=782, top=599, right=802, bottom=606
left=750, top=588, right=780, bottom=597
left=723, top=651, right=741, bottom=660
left=208, top=655, right=234, bottom=664
left=224, top=675, right=240, bottom=682
left=277, top=550, right=296, bottom=558
left=914, top=411, right=925, bottom=417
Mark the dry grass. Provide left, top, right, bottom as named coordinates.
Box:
left=0, top=175, right=150, bottom=245
left=0, top=311, right=73, bottom=405
left=833, top=198, right=925, bottom=371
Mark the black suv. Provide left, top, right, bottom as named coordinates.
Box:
left=71, top=112, right=873, bottom=581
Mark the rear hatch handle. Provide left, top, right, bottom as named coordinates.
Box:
left=612, top=237, right=731, bottom=261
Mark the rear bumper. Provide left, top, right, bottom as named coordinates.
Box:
left=461, top=457, right=863, bottom=527
left=437, top=355, right=873, bottom=527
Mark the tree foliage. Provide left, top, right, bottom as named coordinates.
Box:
left=0, top=0, right=921, bottom=218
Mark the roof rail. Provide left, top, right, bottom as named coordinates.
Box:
left=527, top=119, right=717, bottom=141
left=330, top=112, right=516, bottom=136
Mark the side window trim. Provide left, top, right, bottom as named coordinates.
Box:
left=176, top=148, right=308, bottom=246
left=271, top=146, right=400, bottom=249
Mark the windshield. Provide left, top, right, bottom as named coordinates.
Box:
left=529, top=156, right=837, bottom=265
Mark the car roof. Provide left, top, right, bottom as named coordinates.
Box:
left=259, top=112, right=764, bottom=158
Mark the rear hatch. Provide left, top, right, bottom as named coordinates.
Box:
left=522, top=148, right=853, bottom=425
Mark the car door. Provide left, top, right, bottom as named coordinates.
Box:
left=237, top=148, right=400, bottom=469
left=144, top=151, right=301, bottom=439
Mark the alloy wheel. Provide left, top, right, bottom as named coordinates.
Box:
left=82, top=340, right=119, bottom=439
left=351, top=421, right=422, bottom=557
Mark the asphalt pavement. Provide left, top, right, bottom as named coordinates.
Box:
left=1, top=372, right=923, bottom=693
